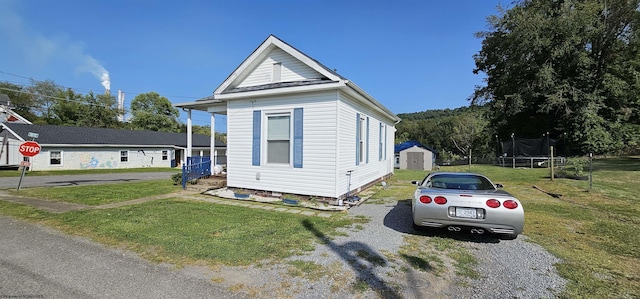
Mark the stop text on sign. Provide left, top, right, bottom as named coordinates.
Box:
left=19, top=141, right=41, bottom=157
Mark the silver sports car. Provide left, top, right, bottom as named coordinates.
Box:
left=412, top=172, right=524, bottom=239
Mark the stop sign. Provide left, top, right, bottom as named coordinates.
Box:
left=19, top=141, right=41, bottom=157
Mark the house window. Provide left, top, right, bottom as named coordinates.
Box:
left=253, top=109, right=303, bottom=168
left=272, top=62, right=282, bottom=82
left=267, top=114, right=290, bottom=164
left=379, top=123, right=384, bottom=161
left=162, top=150, right=168, bottom=161
left=50, top=151, right=62, bottom=165
left=358, top=116, right=369, bottom=164
left=120, top=150, right=128, bottom=162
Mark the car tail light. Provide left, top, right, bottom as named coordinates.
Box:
left=419, top=195, right=432, bottom=204
left=486, top=199, right=500, bottom=208
left=434, top=196, right=447, bottom=205
left=503, top=200, right=518, bottom=209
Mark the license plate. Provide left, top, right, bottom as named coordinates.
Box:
left=455, top=207, right=477, bottom=219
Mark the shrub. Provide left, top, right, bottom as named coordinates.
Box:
left=171, top=173, right=182, bottom=185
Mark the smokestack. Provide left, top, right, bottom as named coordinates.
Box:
left=117, top=90, right=125, bottom=122
left=105, top=89, right=110, bottom=96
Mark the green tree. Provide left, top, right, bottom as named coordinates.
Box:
left=27, top=79, right=64, bottom=123
left=50, top=90, right=121, bottom=128
left=473, top=0, right=640, bottom=155
left=130, top=92, right=180, bottom=132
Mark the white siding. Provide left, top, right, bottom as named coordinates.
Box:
left=237, top=48, right=324, bottom=88
left=335, top=91, right=396, bottom=198
left=29, top=147, right=173, bottom=171
left=227, top=90, right=339, bottom=197
left=0, top=138, right=26, bottom=166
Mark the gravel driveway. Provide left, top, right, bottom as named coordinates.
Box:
left=197, top=198, right=567, bottom=298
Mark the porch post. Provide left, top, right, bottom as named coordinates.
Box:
left=187, top=109, right=192, bottom=164
left=210, top=113, right=216, bottom=173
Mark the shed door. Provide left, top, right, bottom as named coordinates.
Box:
left=406, top=152, right=424, bottom=170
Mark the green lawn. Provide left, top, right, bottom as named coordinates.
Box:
left=0, top=196, right=357, bottom=266
left=10, top=179, right=180, bottom=205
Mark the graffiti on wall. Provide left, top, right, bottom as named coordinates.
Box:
left=79, top=153, right=118, bottom=169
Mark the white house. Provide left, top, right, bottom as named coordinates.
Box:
left=175, top=35, right=400, bottom=199
left=0, top=123, right=226, bottom=171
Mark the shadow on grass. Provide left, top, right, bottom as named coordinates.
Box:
left=45, top=179, right=138, bottom=186
left=383, top=199, right=502, bottom=244
left=592, top=156, right=640, bottom=172
left=302, top=219, right=403, bottom=298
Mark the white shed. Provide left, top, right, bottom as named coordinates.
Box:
left=175, top=35, right=400, bottom=199
left=394, top=141, right=436, bottom=170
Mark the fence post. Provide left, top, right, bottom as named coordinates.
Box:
left=550, top=146, right=554, bottom=181
left=181, top=164, right=187, bottom=189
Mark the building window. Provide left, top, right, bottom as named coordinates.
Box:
left=267, top=113, right=290, bottom=164
left=50, top=151, right=62, bottom=165
left=359, top=116, right=367, bottom=164
left=120, top=150, right=128, bottom=162
left=272, top=62, right=282, bottom=82
left=162, top=150, right=168, bottom=161
left=379, top=123, right=384, bottom=161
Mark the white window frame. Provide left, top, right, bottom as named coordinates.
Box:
left=379, top=123, right=384, bottom=161
left=120, top=150, right=128, bottom=162
left=265, top=110, right=292, bottom=165
left=50, top=150, right=62, bottom=166
left=359, top=116, right=366, bottom=164
left=272, top=62, right=282, bottom=82
left=162, top=150, right=168, bottom=161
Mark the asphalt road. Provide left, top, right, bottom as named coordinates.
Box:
left=0, top=172, right=174, bottom=189
left=0, top=215, right=244, bottom=299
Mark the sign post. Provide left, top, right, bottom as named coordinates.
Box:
left=17, top=135, right=41, bottom=191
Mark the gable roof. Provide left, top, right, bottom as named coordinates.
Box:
left=1, top=123, right=225, bottom=148
left=0, top=106, right=32, bottom=124
left=214, top=35, right=344, bottom=95
left=395, top=140, right=437, bottom=154
left=175, top=34, right=400, bottom=123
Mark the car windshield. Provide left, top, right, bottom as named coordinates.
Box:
left=426, top=174, right=495, bottom=190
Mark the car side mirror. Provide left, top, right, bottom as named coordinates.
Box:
left=495, top=183, right=503, bottom=188
left=411, top=180, right=419, bottom=185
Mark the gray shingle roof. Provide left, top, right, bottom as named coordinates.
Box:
left=2, top=123, right=225, bottom=148
left=224, top=79, right=335, bottom=94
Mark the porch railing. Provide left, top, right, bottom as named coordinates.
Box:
left=181, top=156, right=211, bottom=189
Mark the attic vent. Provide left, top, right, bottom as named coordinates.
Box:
left=272, top=62, right=282, bottom=82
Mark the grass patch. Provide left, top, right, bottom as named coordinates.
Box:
left=437, top=158, right=640, bottom=298
left=46, top=198, right=353, bottom=266
left=398, top=234, right=445, bottom=274
left=0, top=167, right=179, bottom=177
left=287, top=260, right=324, bottom=278
left=10, top=180, right=180, bottom=205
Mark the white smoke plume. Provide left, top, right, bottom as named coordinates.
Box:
left=0, top=1, right=110, bottom=91
left=77, top=55, right=111, bottom=91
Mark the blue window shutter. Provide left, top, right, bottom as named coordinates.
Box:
left=252, top=110, right=261, bottom=166
left=366, top=117, right=370, bottom=164
left=355, top=113, right=360, bottom=166
left=293, top=108, right=303, bottom=168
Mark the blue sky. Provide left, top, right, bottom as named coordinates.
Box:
left=0, top=0, right=509, bottom=132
